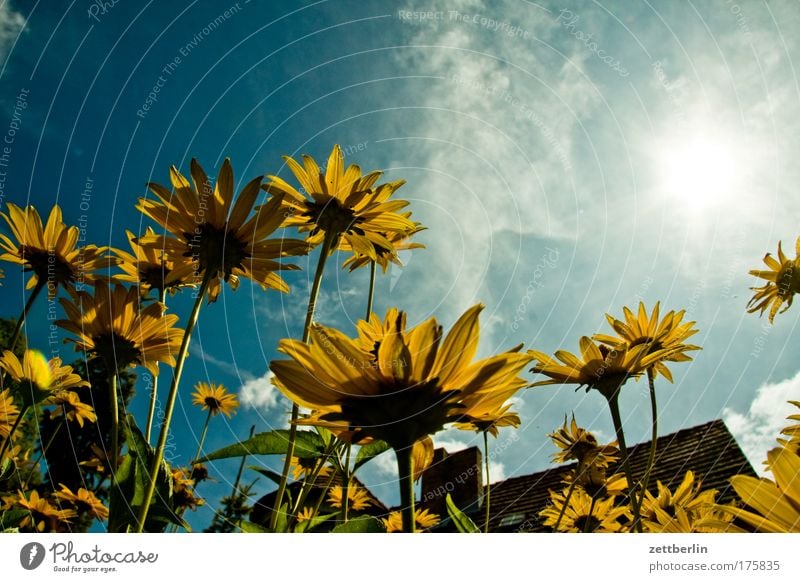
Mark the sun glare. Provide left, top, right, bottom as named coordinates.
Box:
left=657, top=132, right=740, bottom=213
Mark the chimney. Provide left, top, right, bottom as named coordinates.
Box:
left=420, top=446, right=482, bottom=519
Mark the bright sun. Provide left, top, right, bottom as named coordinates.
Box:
left=657, top=132, right=740, bottom=213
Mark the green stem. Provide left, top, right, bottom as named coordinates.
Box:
left=290, top=438, right=337, bottom=524
left=24, top=419, right=63, bottom=488
left=553, top=471, right=581, bottom=532
left=309, top=468, right=337, bottom=522
left=232, top=426, right=256, bottom=495
left=605, top=390, right=643, bottom=533
left=144, top=288, right=167, bottom=443
left=483, top=431, right=491, bottom=533
left=365, top=260, right=376, bottom=318
left=341, top=443, right=352, bottom=522
left=109, top=371, right=119, bottom=471
left=192, top=409, right=213, bottom=463
left=0, top=405, right=27, bottom=464
left=584, top=495, right=598, bottom=533
left=397, top=445, right=416, bottom=533
left=271, top=233, right=335, bottom=531
left=5, top=279, right=45, bottom=355
left=136, top=272, right=212, bottom=532
left=638, top=367, right=658, bottom=515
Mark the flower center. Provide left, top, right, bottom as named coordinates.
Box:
left=204, top=396, right=222, bottom=410
left=303, top=198, right=363, bottom=239
left=93, top=333, right=141, bottom=371
left=776, top=262, right=800, bottom=298
left=21, top=247, right=76, bottom=288
left=574, top=514, right=602, bottom=532
left=183, top=223, right=249, bottom=280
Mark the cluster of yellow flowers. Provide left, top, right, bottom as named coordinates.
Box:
left=1, top=145, right=799, bottom=534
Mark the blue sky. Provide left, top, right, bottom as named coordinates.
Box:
left=2, top=0, right=800, bottom=529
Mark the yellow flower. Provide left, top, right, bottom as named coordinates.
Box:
left=594, top=302, right=701, bottom=382
left=340, top=212, right=425, bottom=272
left=296, top=506, right=315, bottom=523
left=0, top=350, right=87, bottom=408
left=777, top=400, right=800, bottom=455
left=383, top=507, right=440, bottom=532
left=54, top=484, right=109, bottom=521
left=327, top=485, right=373, bottom=511
left=171, top=467, right=204, bottom=511
left=57, top=282, right=183, bottom=376
left=113, top=228, right=197, bottom=297
left=643, top=503, right=736, bottom=533
left=719, top=447, right=800, bottom=532
left=0, top=388, right=19, bottom=439
left=12, top=489, right=76, bottom=532
left=540, top=487, right=629, bottom=532
left=289, top=455, right=332, bottom=481
left=548, top=415, right=618, bottom=467
left=640, top=471, right=716, bottom=525
left=49, top=390, right=97, bottom=427
left=137, top=159, right=309, bottom=302
left=452, top=390, right=522, bottom=437
left=270, top=305, right=532, bottom=449
left=191, top=382, right=238, bottom=418
left=747, top=237, right=800, bottom=322
left=529, top=337, right=671, bottom=399
left=0, top=203, right=116, bottom=297
left=263, top=145, right=415, bottom=256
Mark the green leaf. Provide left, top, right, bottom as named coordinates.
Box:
left=0, top=509, right=28, bottom=530
left=331, top=515, right=385, bottom=533
left=0, top=457, right=16, bottom=481
left=198, top=430, right=324, bottom=462
left=446, top=494, right=479, bottom=533
left=108, top=415, right=178, bottom=533
left=240, top=520, right=271, bottom=533
left=353, top=440, right=391, bottom=472
left=273, top=502, right=290, bottom=533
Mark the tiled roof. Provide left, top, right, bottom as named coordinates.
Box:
left=248, top=419, right=756, bottom=532
left=483, top=419, right=757, bottom=532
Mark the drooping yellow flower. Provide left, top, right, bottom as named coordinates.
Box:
left=777, top=400, right=800, bottom=455
left=113, top=228, right=197, bottom=297
left=191, top=382, right=238, bottom=418
left=594, top=302, right=701, bottom=382
left=747, top=237, right=800, bottom=323
left=270, top=305, right=532, bottom=449
left=0, top=350, right=87, bottom=408
left=340, top=212, right=426, bottom=272
left=0, top=388, right=19, bottom=439
left=171, top=467, right=204, bottom=511
left=12, top=489, right=77, bottom=532
left=548, top=416, right=618, bottom=467
left=540, top=487, right=629, bottom=532
left=57, top=282, right=183, bottom=376
left=529, top=337, right=673, bottom=399
left=640, top=471, right=716, bottom=525
left=137, top=159, right=309, bottom=302
left=327, top=485, right=373, bottom=511
left=383, top=507, right=440, bottom=532
left=718, top=447, right=800, bottom=532
left=54, top=484, right=109, bottom=521
left=263, top=145, right=416, bottom=256
left=49, top=390, right=97, bottom=427
left=0, top=203, right=116, bottom=296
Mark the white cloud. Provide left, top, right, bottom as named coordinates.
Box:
left=723, top=371, right=800, bottom=475
left=0, top=2, right=25, bottom=62
left=239, top=371, right=281, bottom=414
